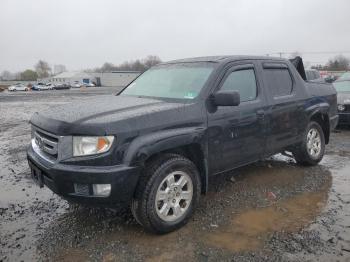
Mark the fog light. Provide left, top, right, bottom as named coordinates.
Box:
left=92, top=184, right=111, bottom=197
left=338, top=104, right=345, bottom=112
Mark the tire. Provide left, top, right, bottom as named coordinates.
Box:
left=131, top=153, right=201, bottom=234
left=293, top=121, right=325, bottom=166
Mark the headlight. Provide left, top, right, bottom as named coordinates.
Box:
left=338, top=104, right=345, bottom=112
left=73, top=136, right=114, bottom=156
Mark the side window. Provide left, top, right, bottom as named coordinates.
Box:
left=263, top=68, right=293, bottom=97
left=314, top=71, right=321, bottom=79
left=220, top=69, right=257, bottom=102
left=306, top=71, right=313, bottom=80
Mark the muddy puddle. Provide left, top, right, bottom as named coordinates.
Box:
left=206, top=187, right=330, bottom=252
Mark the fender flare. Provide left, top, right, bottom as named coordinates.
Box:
left=307, top=106, right=330, bottom=144
left=123, top=127, right=206, bottom=165
left=123, top=127, right=209, bottom=193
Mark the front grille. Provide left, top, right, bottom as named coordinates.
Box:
left=32, top=126, right=59, bottom=160
left=345, top=105, right=350, bottom=112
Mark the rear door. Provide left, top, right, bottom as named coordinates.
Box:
left=207, top=62, right=268, bottom=174
left=260, top=62, right=304, bottom=155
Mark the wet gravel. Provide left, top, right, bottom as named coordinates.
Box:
left=0, top=88, right=349, bottom=262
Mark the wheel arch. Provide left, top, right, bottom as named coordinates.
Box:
left=124, top=128, right=208, bottom=194
left=309, top=110, right=330, bottom=144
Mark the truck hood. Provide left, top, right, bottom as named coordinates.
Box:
left=30, top=95, right=201, bottom=136
left=337, top=92, right=350, bottom=104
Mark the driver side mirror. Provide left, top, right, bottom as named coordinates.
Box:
left=212, top=91, right=240, bottom=106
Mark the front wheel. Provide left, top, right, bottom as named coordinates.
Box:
left=131, top=154, right=201, bottom=234
left=293, top=121, right=325, bottom=166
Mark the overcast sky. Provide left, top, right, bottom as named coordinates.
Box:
left=1, top=0, right=350, bottom=72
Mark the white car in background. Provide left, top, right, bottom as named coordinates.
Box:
left=72, top=81, right=83, bottom=88
left=45, top=83, right=56, bottom=89
left=8, top=83, right=29, bottom=91
left=83, top=82, right=95, bottom=87
left=32, top=82, right=53, bottom=91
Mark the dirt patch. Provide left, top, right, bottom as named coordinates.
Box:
left=53, top=248, right=90, bottom=262
left=0, top=85, right=9, bottom=92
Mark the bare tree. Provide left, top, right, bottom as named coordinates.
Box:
left=0, top=70, right=14, bottom=80
left=35, top=60, right=51, bottom=78
left=94, top=55, right=162, bottom=73
left=326, top=55, right=350, bottom=71
left=143, top=55, right=162, bottom=68
left=100, top=62, right=115, bottom=72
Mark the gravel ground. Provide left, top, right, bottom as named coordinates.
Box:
left=0, top=88, right=349, bottom=262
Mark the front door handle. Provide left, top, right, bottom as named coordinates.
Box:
left=257, top=109, right=265, bottom=119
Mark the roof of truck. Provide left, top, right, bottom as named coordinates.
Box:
left=162, top=55, right=286, bottom=64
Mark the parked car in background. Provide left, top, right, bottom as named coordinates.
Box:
left=53, top=83, right=71, bottom=90
left=83, top=83, right=95, bottom=87
left=8, top=83, right=30, bottom=91
left=46, top=83, right=56, bottom=89
left=333, top=77, right=350, bottom=126
left=324, top=75, right=338, bottom=83
left=306, top=69, right=325, bottom=83
left=72, top=81, right=83, bottom=88
left=27, top=55, right=338, bottom=233
left=32, top=83, right=52, bottom=91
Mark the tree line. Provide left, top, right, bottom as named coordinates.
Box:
left=1, top=54, right=348, bottom=82
left=0, top=55, right=162, bottom=81
left=0, top=60, right=57, bottom=81
left=88, top=55, right=162, bottom=73
left=311, top=55, right=350, bottom=71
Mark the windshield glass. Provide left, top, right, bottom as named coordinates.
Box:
left=121, top=63, right=215, bottom=99
left=334, top=81, right=350, bottom=92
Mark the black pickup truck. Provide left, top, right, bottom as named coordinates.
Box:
left=27, top=56, right=338, bottom=233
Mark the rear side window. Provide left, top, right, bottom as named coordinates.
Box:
left=263, top=68, right=293, bottom=97
left=220, top=69, right=257, bottom=102
left=314, top=71, right=321, bottom=79
left=306, top=71, right=314, bottom=80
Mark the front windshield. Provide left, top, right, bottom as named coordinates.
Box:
left=121, top=63, right=215, bottom=99
left=334, top=81, right=350, bottom=92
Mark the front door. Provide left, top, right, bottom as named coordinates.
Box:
left=207, top=63, right=268, bottom=174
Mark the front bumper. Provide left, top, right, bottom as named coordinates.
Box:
left=27, top=145, right=141, bottom=206
left=338, top=112, right=350, bottom=125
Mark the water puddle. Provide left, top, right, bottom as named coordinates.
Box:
left=205, top=184, right=331, bottom=252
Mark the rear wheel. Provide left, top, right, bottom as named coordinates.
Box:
left=131, top=154, right=201, bottom=234
left=293, top=121, right=325, bottom=166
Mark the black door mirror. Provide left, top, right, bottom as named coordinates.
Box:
left=212, top=91, right=240, bottom=106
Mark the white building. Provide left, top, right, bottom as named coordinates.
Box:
left=49, top=71, right=140, bottom=87
left=51, top=71, right=93, bottom=85
left=93, top=71, right=141, bottom=87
